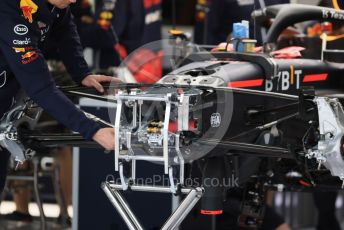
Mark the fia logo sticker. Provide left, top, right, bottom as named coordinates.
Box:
left=210, top=113, right=221, bottom=128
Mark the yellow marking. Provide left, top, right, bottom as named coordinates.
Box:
left=332, top=0, right=340, bottom=10
left=99, top=11, right=113, bottom=20
left=169, top=29, right=184, bottom=35
left=20, top=0, right=38, bottom=23
left=13, top=47, right=25, bottom=53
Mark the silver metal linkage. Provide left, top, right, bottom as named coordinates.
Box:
left=169, top=167, right=176, bottom=193
left=132, top=101, right=137, bottom=127
left=107, top=90, right=201, bottom=229
left=161, top=187, right=203, bottom=230
left=102, top=182, right=144, bottom=230
left=118, top=155, right=165, bottom=162
left=114, top=96, right=123, bottom=171
left=175, top=134, right=184, bottom=185
left=177, top=94, right=190, bottom=131
left=103, top=181, right=203, bottom=230
left=119, top=163, right=129, bottom=191
left=163, top=95, right=172, bottom=174
left=109, top=183, right=193, bottom=194
left=138, top=100, right=143, bottom=128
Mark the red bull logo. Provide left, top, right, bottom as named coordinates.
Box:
left=20, top=0, right=38, bottom=23
left=97, top=11, right=113, bottom=30
left=21, top=50, right=39, bottom=64
left=21, top=51, right=36, bottom=59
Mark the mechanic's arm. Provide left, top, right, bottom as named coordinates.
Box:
left=50, top=7, right=117, bottom=92
left=0, top=10, right=114, bottom=150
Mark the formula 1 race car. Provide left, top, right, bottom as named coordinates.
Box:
left=2, top=4, right=344, bottom=230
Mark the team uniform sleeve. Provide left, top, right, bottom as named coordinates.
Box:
left=0, top=7, right=100, bottom=140
left=49, top=7, right=92, bottom=84
left=207, top=0, right=227, bottom=45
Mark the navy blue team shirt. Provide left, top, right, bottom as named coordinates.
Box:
left=0, top=0, right=101, bottom=140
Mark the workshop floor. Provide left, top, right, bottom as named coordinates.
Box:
left=0, top=219, right=71, bottom=230
left=0, top=201, right=72, bottom=230
left=1, top=201, right=344, bottom=230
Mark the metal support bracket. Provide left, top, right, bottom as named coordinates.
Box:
left=113, top=91, right=187, bottom=192
left=102, top=181, right=203, bottom=230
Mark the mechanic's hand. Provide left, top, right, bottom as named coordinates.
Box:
left=92, top=128, right=115, bottom=150
left=212, top=42, right=234, bottom=52
left=81, top=74, right=121, bottom=93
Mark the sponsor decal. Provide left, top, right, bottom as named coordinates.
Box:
left=13, top=47, right=26, bottom=53
left=210, top=113, right=221, bottom=128
left=40, top=36, right=46, bottom=42
left=21, top=51, right=39, bottom=64
left=264, top=69, right=328, bottom=92
left=322, top=9, right=344, bottom=20
left=13, top=37, right=31, bottom=45
left=145, top=10, right=161, bottom=25
left=196, top=11, right=206, bottom=21
left=97, top=11, right=113, bottom=30
left=195, top=0, right=208, bottom=21
left=12, top=46, right=33, bottom=53
left=39, top=22, right=50, bottom=42
left=99, top=11, right=113, bottom=20
left=265, top=69, right=303, bottom=91
left=14, top=24, right=28, bottom=35
left=0, top=71, right=6, bottom=88
left=20, top=0, right=38, bottom=23
left=40, top=26, right=50, bottom=38
left=37, top=21, right=47, bottom=29
left=228, top=66, right=329, bottom=92
left=237, top=0, right=254, bottom=6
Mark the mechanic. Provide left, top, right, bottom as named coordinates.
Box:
left=194, top=0, right=290, bottom=46
left=65, top=0, right=162, bottom=83
left=0, top=0, right=118, bottom=194
left=94, top=0, right=163, bottom=83
left=1, top=0, right=115, bottom=225
left=69, top=0, right=122, bottom=69
left=116, top=0, right=163, bottom=83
